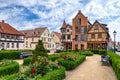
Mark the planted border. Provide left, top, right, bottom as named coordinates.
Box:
left=107, top=51, right=120, bottom=80
left=0, top=61, right=19, bottom=77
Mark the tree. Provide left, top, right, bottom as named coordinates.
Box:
left=33, top=40, right=48, bottom=57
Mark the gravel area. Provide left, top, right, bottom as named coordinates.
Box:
left=64, top=54, right=117, bottom=80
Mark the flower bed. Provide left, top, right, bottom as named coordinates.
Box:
left=107, top=51, right=120, bottom=80
left=58, top=53, right=86, bottom=70
left=0, top=60, right=19, bottom=77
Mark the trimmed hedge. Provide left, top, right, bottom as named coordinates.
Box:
left=0, top=61, right=19, bottom=77
left=0, top=50, right=21, bottom=60
left=1, top=74, right=17, bottom=80
left=107, top=51, right=120, bottom=80
left=81, top=51, right=93, bottom=56
left=58, top=55, right=86, bottom=70
left=0, top=50, right=33, bottom=60
left=90, top=49, right=107, bottom=55
left=39, top=67, right=65, bottom=80
left=23, top=57, right=33, bottom=65
left=1, top=67, right=65, bottom=80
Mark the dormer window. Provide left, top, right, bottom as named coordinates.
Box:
left=77, top=19, right=81, bottom=25
left=67, top=29, right=69, bottom=32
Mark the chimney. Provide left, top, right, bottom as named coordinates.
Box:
left=2, top=20, right=4, bottom=23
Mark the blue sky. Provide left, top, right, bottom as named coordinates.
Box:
left=0, top=0, right=120, bottom=42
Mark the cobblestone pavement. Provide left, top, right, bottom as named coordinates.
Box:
left=64, top=55, right=117, bottom=80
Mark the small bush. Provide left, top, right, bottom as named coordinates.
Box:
left=1, top=73, right=17, bottom=80
left=81, top=51, right=93, bottom=56
left=39, top=67, right=65, bottom=80
left=23, top=57, right=33, bottom=65
left=0, top=60, right=19, bottom=77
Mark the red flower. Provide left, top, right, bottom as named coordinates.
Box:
left=31, top=67, right=36, bottom=74
left=58, top=64, right=61, bottom=66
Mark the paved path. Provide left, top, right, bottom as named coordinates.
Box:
left=65, top=55, right=117, bottom=80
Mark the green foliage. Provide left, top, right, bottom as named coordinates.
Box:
left=33, top=40, right=48, bottom=57
left=0, top=60, right=19, bottom=77
left=81, top=51, right=93, bottom=56
left=1, top=74, right=17, bottom=80
left=58, top=54, right=86, bottom=70
left=0, top=50, right=20, bottom=60
left=23, top=57, right=33, bottom=65
left=39, top=67, right=65, bottom=80
left=48, top=54, right=60, bottom=61
left=90, top=49, right=107, bottom=55
left=107, top=51, right=120, bottom=80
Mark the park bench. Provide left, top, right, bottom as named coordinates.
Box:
left=19, top=52, right=33, bottom=59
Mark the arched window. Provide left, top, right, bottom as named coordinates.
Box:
left=77, top=19, right=81, bottom=25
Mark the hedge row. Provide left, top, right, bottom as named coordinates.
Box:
left=90, top=49, right=107, bottom=55
left=48, top=54, right=60, bottom=61
left=23, top=57, right=33, bottom=65
left=81, top=51, right=93, bottom=56
left=0, top=50, right=33, bottom=60
left=107, top=51, right=120, bottom=80
left=1, top=67, right=65, bottom=80
left=58, top=55, right=86, bottom=70
left=39, top=67, right=65, bottom=80
left=0, top=61, right=19, bottom=77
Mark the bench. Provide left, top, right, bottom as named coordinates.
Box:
left=19, top=52, right=33, bottom=59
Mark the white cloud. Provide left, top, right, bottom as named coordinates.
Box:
left=0, top=0, right=120, bottom=41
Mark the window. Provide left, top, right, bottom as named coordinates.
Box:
left=53, top=34, right=54, bottom=37
left=67, top=29, right=69, bottom=32
left=12, top=43, right=14, bottom=48
left=81, top=27, right=84, bottom=33
left=61, top=29, right=66, bottom=33
left=98, top=33, right=102, bottom=38
left=81, top=34, right=87, bottom=41
left=77, top=19, right=81, bottom=25
left=7, top=43, right=9, bottom=48
left=94, top=25, right=99, bottom=30
left=62, top=35, right=65, bottom=39
left=44, top=38, right=46, bottom=41
left=32, top=38, right=34, bottom=41
left=75, top=35, right=78, bottom=41
left=67, top=35, right=71, bottom=39
left=1, top=34, right=5, bottom=38
left=91, top=34, right=95, bottom=38
left=53, top=44, right=54, bottom=47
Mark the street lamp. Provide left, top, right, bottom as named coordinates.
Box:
left=113, top=30, right=117, bottom=53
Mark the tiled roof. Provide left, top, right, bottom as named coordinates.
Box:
left=60, top=20, right=67, bottom=29
left=21, top=27, right=47, bottom=37
left=53, top=31, right=61, bottom=39
left=0, top=21, right=23, bottom=35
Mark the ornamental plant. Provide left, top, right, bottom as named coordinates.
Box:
left=32, top=40, right=48, bottom=58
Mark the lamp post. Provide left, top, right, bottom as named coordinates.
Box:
left=113, top=30, right=117, bottom=53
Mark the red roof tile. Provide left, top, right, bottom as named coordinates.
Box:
left=60, top=20, right=67, bottom=29
left=0, top=21, right=24, bottom=35
left=53, top=31, right=61, bottom=39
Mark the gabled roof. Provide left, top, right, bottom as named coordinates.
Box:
left=52, top=31, right=61, bottom=39
left=74, top=10, right=87, bottom=19
left=21, top=27, right=47, bottom=37
left=60, top=20, right=67, bottom=29
left=0, top=20, right=24, bottom=35
left=88, top=20, right=110, bottom=37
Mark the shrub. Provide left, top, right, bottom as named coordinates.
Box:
left=81, top=51, right=93, bottom=56
left=0, top=50, right=21, bottom=60
left=48, top=54, right=60, bottom=61
left=0, top=60, right=19, bottom=77
left=39, top=67, right=65, bottom=80
left=107, top=51, right=120, bottom=80
left=23, top=57, right=33, bottom=65
left=58, top=55, right=86, bottom=70
left=1, top=74, right=17, bottom=80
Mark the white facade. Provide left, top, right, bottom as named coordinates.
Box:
left=0, top=34, right=24, bottom=50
